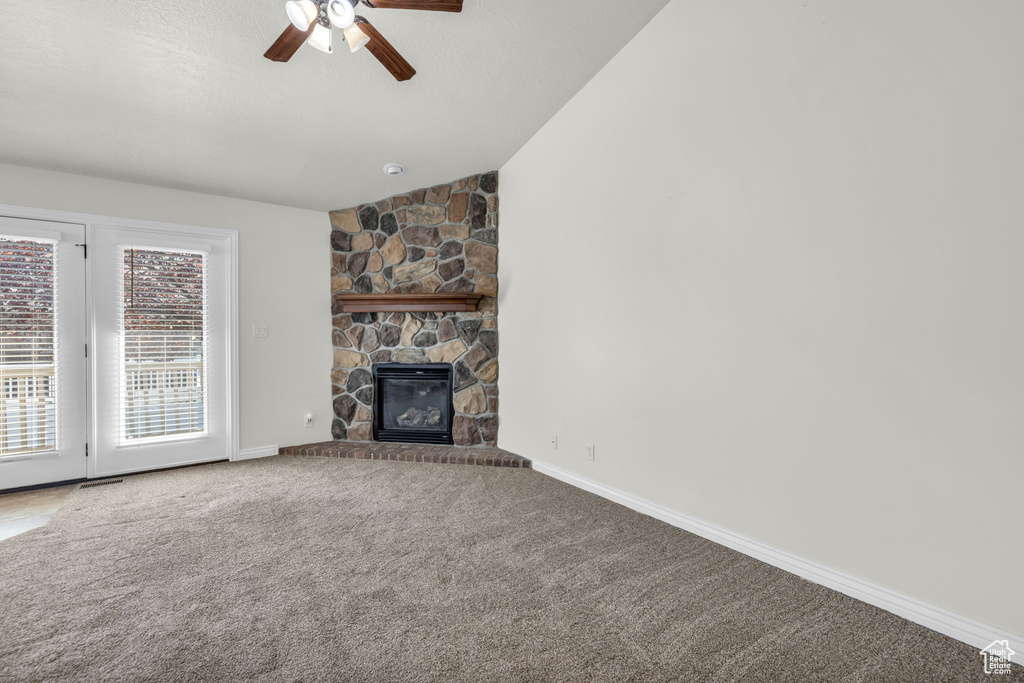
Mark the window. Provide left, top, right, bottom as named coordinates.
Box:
left=118, top=247, right=208, bottom=444
left=0, top=237, right=58, bottom=455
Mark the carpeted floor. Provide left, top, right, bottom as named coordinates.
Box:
left=0, top=456, right=1018, bottom=682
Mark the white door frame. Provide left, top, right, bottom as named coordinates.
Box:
left=0, top=203, right=239, bottom=478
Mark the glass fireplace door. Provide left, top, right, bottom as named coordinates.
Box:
left=373, top=363, right=454, bottom=445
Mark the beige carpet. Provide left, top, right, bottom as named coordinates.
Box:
left=0, top=456, right=1018, bottom=682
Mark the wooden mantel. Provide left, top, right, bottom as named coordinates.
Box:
left=334, top=293, right=485, bottom=313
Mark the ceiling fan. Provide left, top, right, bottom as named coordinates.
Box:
left=264, top=0, right=463, bottom=82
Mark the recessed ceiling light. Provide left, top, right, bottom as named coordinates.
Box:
left=383, top=164, right=406, bottom=176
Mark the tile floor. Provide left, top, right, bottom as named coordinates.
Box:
left=0, top=485, right=75, bottom=542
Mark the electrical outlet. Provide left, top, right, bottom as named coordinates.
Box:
left=252, top=325, right=269, bottom=338
left=586, top=444, right=596, bottom=461
left=304, top=413, right=314, bottom=428
left=550, top=434, right=558, bottom=450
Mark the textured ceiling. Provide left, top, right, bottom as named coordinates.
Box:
left=0, top=0, right=669, bottom=211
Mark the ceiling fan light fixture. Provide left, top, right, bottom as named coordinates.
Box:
left=327, top=0, right=356, bottom=28
left=342, top=22, right=371, bottom=53
left=308, top=22, right=333, bottom=53
left=285, top=0, right=318, bottom=30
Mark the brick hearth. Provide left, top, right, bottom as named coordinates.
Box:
left=280, top=441, right=530, bottom=469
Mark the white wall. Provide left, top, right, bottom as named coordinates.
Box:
left=499, top=0, right=1023, bottom=639
left=0, top=162, right=333, bottom=451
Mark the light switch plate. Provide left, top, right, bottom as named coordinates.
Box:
left=252, top=325, right=269, bottom=338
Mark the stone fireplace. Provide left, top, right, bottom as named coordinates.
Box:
left=329, top=172, right=499, bottom=446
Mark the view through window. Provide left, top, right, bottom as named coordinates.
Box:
left=0, top=237, right=58, bottom=456
left=119, top=248, right=208, bottom=443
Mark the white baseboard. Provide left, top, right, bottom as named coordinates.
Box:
left=531, top=459, right=1021, bottom=654
left=234, top=445, right=279, bottom=461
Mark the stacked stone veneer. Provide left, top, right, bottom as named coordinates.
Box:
left=329, top=171, right=499, bottom=446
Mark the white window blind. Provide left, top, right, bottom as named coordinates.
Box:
left=0, top=237, right=59, bottom=456
left=118, top=247, right=208, bottom=444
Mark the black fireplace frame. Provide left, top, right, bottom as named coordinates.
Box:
left=372, top=363, right=455, bottom=445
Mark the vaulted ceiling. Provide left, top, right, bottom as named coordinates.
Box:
left=0, top=0, right=670, bottom=210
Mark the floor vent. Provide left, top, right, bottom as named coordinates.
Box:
left=79, top=479, right=124, bottom=489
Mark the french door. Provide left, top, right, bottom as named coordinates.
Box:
left=0, top=213, right=235, bottom=491
left=91, top=226, right=232, bottom=477
left=0, top=217, right=87, bottom=489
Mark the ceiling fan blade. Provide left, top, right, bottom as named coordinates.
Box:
left=356, top=18, right=417, bottom=82
left=264, top=23, right=315, bottom=63
left=362, top=0, right=462, bottom=12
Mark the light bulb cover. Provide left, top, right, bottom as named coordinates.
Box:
left=308, top=22, right=333, bottom=53
left=327, top=0, right=355, bottom=28
left=285, top=0, right=318, bottom=30
left=383, top=164, right=406, bottom=176
left=342, top=22, right=370, bottom=53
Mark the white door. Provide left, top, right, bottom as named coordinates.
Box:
left=91, top=226, right=232, bottom=476
left=0, top=217, right=87, bottom=490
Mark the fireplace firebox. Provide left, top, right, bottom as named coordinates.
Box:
left=372, top=363, right=455, bottom=445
